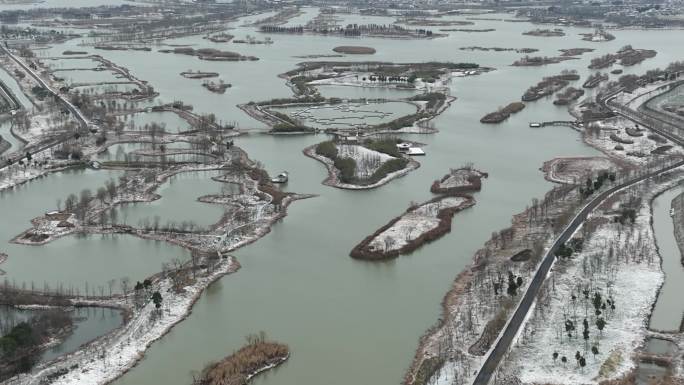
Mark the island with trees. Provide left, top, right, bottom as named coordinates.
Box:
left=191, top=333, right=289, bottom=385
left=582, top=72, right=609, bottom=88
left=522, top=28, right=565, bottom=37
left=181, top=71, right=219, bottom=79
left=304, top=138, right=420, bottom=190
left=559, top=48, right=595, bottom=57
left=580, top=28, right=615, bottom=42
left=240, top=61, right=486, bottom=134
left=480, top=102, right=525, bottom=123
left=553, top=87, right=585, bottom=105
left=159, top=47, right=258, bottom=62
left=588, top=46, right=657, bottom=69
left=430, top=166, right=488, bottom=194
left=202, top=80, right=231, bottom=94
left=259, top=23, right=443, bottom=39
left=511, top=55, right=577, bottom=67
left=460, top=46, right=538, bottom=53
left=332, top=46, right=376, bottom=54
left=522, top=71, right=580, bottom=102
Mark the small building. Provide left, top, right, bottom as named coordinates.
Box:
left=407, top=148, right=425, bottom=156
left=396, top=143, right=411, bottom=152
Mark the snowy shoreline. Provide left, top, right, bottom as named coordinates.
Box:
left=11, top=257, right=241, bottom=385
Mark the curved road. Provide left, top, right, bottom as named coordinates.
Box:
left=473, top=86, right=684, bottom=385
left=0, top=43, right=95, bottom=170
left=0, top=43, right=90, bottom=129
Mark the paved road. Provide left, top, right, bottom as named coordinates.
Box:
left=0, top=43, right=94, bottom=170
left=0, top=43, right=90, bottom=129
left=473, top=87, right=684, bottom=385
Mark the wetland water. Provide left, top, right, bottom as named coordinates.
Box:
left=0, top=305, right=123, bottom=364
left=1, top=7, right=683, bottom=385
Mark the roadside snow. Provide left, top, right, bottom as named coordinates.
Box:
left=501, top=174, right=682, bottom=384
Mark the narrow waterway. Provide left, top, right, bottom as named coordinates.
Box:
left=114, top=171, right=225, bottom=229
left=650, top=186, right=684, bottom=331
left=0, top=169, right=191, bottom=290
left=0, top=305, right=123, bottom=364
left=40, top=306, right=123, bottom=363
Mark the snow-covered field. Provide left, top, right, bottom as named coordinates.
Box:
left=500, top=173, right=684, bottom=384
left=337, top=144, right=396, bottom=178
left=584, top=117, right=684, bottom=165
left=0, top=164, right=50, bottom=191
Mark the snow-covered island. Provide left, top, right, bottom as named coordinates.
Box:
left=304, top=138, right=420, bottom=190
left=350, top=195, right=475, bottom=260
left=430, top=166, right=488, bottom=194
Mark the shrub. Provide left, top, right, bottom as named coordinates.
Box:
left=409, top=92, right=446, bottom=110
left=368, top=158, right=408, bottom=183
left=272, top=123, right=312, bottom=132
left=315, top=141, right=338, bottom=159
left=364, top=138, right=400, bottom=157
left=334, top=157, right=356, bottom=183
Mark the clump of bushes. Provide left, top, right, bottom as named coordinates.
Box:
left=315, top=140, right=338, bottom=159
left=579, top=171, right=615, bottom=198
left=334, top=157, right=356, bottom=183
left=409, top=92, right=447, bottom=110
left=368, top=158, right=408, bottom=183
left=363, top=138, right=401, bottom=157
